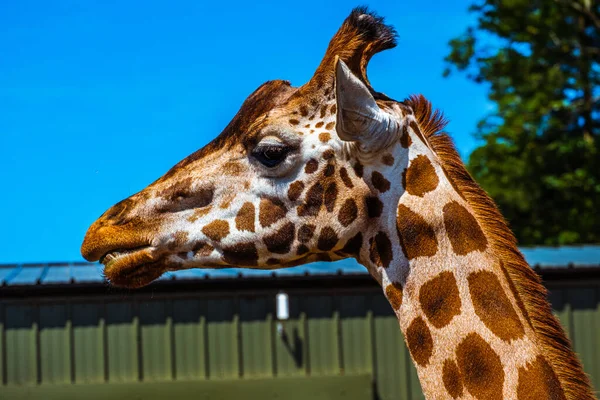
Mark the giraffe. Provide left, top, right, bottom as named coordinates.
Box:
left=81, top=8, right=595, bottom=400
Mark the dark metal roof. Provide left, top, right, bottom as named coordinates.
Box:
left=1, top=246, right=599, bottom=287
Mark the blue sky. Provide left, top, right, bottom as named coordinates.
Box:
left=0, top=1, right=489, bottom=263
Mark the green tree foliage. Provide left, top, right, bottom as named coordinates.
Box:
left=445, top=0, right=600, bottom=245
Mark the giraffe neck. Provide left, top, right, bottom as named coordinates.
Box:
left=357, top=120, right=573, bottom=399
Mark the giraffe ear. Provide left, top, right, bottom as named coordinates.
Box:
left=335, top=58, right=398, bottom=152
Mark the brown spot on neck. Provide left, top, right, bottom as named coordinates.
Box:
left=443, top=201, right=487, bottom=255
left=385, top=282, right=403, bottom=310
left=442, top=359, right=463, bottom=399
left=468, top=270, right=525, bottom=341
left=406, top=317, right=433, bottom=367
left=419, top=271, right=461, bottom=329
left=517, top=355, right=566, bottom=400
left=455, top=333, right=504, bottom=400
left=369, top=232, right=393, bottom=268
left=403, top=154, right=439, bottom=197
left=396, top=204, right=438, bottom=260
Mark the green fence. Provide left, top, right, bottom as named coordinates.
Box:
left=1, top=282, right=599, bottom=399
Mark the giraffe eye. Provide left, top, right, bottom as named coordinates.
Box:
left=252, top=144, right=290, bottom=168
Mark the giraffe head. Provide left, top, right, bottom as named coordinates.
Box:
left=81, top=8, right=407, bottom=288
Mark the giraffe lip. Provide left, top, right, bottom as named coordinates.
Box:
left=101, top=246, right=166, bottom=288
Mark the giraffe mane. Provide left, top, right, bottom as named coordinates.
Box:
left=404, top=94, right=596, bottom=400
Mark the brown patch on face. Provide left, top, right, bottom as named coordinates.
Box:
left=297, top=182, right=323, bottom=217
left=338, top=232, right=362, bottom=257
left=382, top=154, right=394, bottom=166
left=305, top=159, right=319, bottom=174
left=517, top=355, right=566, bottom=400
left=169, top=231, right=189, bottom=250
left=443, top=201, right=487, bottom=255
left=442, top=359, right=463, bottom=399
left=202, top=220, right=230, bottom=242
left=403, top=155, right=439, bottom=197
left=296, top=244, right=309, bottom=256
left=193, top=242, right=214, bottom=257
left=325, top=121, right=335, bottom=130
left=298, top=224, right=315, bottom=243
left=400, top=125, right=412, bottom=148
left=259, top=198, right=287, bottom=228
left=419, top=271, right=461, bottom=329
left=324, top=183, right=338, bottom=212
left=324, top=163, right=335, bottom=177
left=371, top=171, right=391, bottom=193
left=409, top=120, right=428, bottom=146
left=468, top=270, right=525, bottom=341
left=339, top=167, right=354, bottom=188
left=263, top=222, right=295, bottom=254
left=317, top=226, right=338, bottom=251
left=385, top=282, right=403, bottom=310
left=338, top=198, right=358, bottom=227
left=322, top=149, right=334, bottom=160
left=223, top=161, right=245, bottom=176
left=315, top=121, right=324, bottom=128
left=369, top=232, right=393, bottom=268
left=289, top=119, right=300, bottom=125
left=396, top=204, right=438, bottom=260
left=320, top=105, right=327, bottom=118
left=366, top=196, right=383, bottom=218
left=266, top=258, right=279, bottom=265
left=330, top=104, right=337, bottom=114
left=455, top=333, right=504, bottom=400
left=299, top=105, right=309, bottom=117
left=188, top=206, right=211, bottom=223
left=287, top=181, right=305, bottom=202
left=222, top=242, right=258, bottom=266
left=319, top=132, right=331, bottom=142
left=406, top=317, right=433, bottom=367
left=235, top=202, right=255, bottom=233
left=353, top=162, right=364, bottom=178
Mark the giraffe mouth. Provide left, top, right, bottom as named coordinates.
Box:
left=100, top=246, right=166, bottom=288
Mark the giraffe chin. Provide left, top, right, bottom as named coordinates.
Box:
left=102, top=248, right=166, bottom=289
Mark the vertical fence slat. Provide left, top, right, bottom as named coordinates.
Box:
left=106, top=302, right=137, bottom=382
left=240, top=296, right=273, bottom=378
left=305, top=296, right=338, bottom=376
left=39, top=304, right=70, bottom=384
left=172, top=299, right=206, bottom=381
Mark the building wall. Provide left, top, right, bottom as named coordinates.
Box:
left=1, top=282, right=599, bottom=399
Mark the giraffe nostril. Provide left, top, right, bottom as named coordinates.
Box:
left=157, top=185, right=215, bottom=214
left=101, top=198, right=135, bottom=226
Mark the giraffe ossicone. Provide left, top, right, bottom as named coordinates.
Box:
left=81, top=7, right=594, bottom=400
